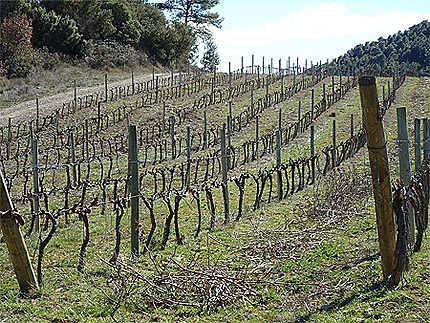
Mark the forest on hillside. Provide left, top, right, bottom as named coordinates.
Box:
left=0, top=0, right=222, bottom=78
left=334, top=20, right=430, bottom=76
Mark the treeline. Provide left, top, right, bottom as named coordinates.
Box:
left=334, top=20, right=430, bottom=76
left=0, top=0, right=196, bottom=78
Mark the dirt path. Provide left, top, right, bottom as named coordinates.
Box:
left=0, top=71, right=171, bottom=126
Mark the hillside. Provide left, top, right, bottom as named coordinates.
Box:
left=1, top=26, right=430, bottom=323
left=335, top=20, right=430, bottom=76
left=0, top=0, right=199, bottom=79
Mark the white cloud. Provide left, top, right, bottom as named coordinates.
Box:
left=212, top=1, right=430, bottom=72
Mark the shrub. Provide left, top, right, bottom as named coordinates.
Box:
left=84, top=40, right=147, bottom=69
left=30, top=7, right=83, bottom=56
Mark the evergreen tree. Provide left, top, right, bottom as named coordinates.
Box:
left=200, top=39, right=219, bottom=71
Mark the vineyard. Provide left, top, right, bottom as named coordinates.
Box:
left=1, top=58, right=430, bottom=322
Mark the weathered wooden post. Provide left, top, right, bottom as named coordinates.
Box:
left=131, top=71, right=135, bottom=94
left=359, top=76, right=396, bottom=281
left=31, top=138, right=40, bottom=235
left=203, top=111, right=208, bottom=148
left=255, top=115, right=259, bottom=158
left=423, top=118, right=429, bottom=161
left=311, top=89, right=314, bottom=120
left=104, top=74, right=108, bottom=102
left=162, top=102, right=166, bottom=133
left=36, top=98, right=40, bottom=131
left=251, top=54, right=254, bottom=74
left=170, top=116, right=175, bottom=160
left=310, top=124, right=315, bottom=156
left=128, top=125, right=139, bottom=257
left=298, top=101, right=301, bottom=121
left=276, top=130, right=282, bottom=201
left=241, top=56, right=244, bottom=74
left=186, top=126, right=191, bottom=188
left=69, top=132, right=77, bottom=185
left=220, top=124, right=230, bottom=224
left=332, top=114, right=336, bottom=167
left=74, top=80, right=77, bottom=112
left=396, top=107, right=415, bottom=247
left=0, top=170, right=39, bottom=293
left=415, top=118, right=421, bottom=170
left=7, top=118, right=11, bottom=159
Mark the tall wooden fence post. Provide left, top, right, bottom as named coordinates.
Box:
left=276, top=130, right=282, bottom=201
left=396, top=107, right=415, bottom=247
left=31, top=138, right=40, bottom=235
left=128, top=125, right=139, bottom=257
left=0, top=170, right=39, bottom=293
left=415, top=118, right=421, bottom=170
left=423, top=118, right=429, bottom=161
left=220, top=124, right=230, bottom=224
left=359, top=76, right=396, bottom=281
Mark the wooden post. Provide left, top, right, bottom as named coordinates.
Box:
left=281, top=70, right=284, bottom=95
left=323, top=83, right=326, bottom=101
left=255, top=115, right=259, bottom=158
left=423, top=118, right=429, bottom=161
left=350, top=114, right=354, bottom=137
left=241, top=56, right=244, bottom=74
left=70, top=132, right=77, bottom=185
left=31, top=139, right=40, bottom=234
left=36, top=98, right=39, bottom=131
left=7, top=118, right=11, bottom=159
left=55, top=110, right=59, bottom=136
left=170, top=116, right=175, bottom=160
left=359, top=76, right=396, bottom=281
left=332, top=76, right=335, bottom=97
left=128, top=125, right=139, bottom=257
left=162, top=102, right=166, bottom=133
left=203, top=111, right=207, bottom=148
left=132, top=71, right=135, bottom=94
left=262, top=56, right=265, bottom=74
left=186, top=126, right=191, bottom=188
left=396, top=107, right=415, bottom=248
left=179, top=70, right=182, bottom=97
left=74, top=80, right=77, bottom=112
left=415, top=118, right=421, bottom=170
left=0, top=170, right=39, bottom=293
left=278, top=107, right=282, bottom=132
left=186, top=126, right=191, bottom=161
left=251, top=84, right=254, bottom=109
left=310, top=124, right=315, bottom=156
left=311, top=89, right=314, bottom=120
left=104, top=74, right=108, bottom=102
left=298, top=101, right=301, bottom=121
left=229, top=61, right=232, bottom=96
left=251, top=54, right=254, bottom=74
left=220, top=124, right=230, bottom=224
left=332, top=116, right=336, bottom=167
left=85, top=120, right=89, bottom=161
left=97, top=102, right=101, bottom=130
left=276, top=130, right=282, bottom=201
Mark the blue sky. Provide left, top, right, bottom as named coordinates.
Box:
left=211, top=1, right=430, bottom=71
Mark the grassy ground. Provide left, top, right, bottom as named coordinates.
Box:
left=1, top=76, right=430, bottom=322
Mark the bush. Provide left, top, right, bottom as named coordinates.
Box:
left=30, top=7, right=83, bottom=56
left=3, top=46, right=35, bottom=78
left=84, top=40, right=147, bottom=69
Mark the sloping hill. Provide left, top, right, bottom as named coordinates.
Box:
left=335, top=20, right=430, bottom=76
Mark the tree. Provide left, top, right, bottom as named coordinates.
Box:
left=158, top=0, right=223, bottom=40
left=0, top=13, right=34, bottom=77
left=200, top=39, right=219, bottom=71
